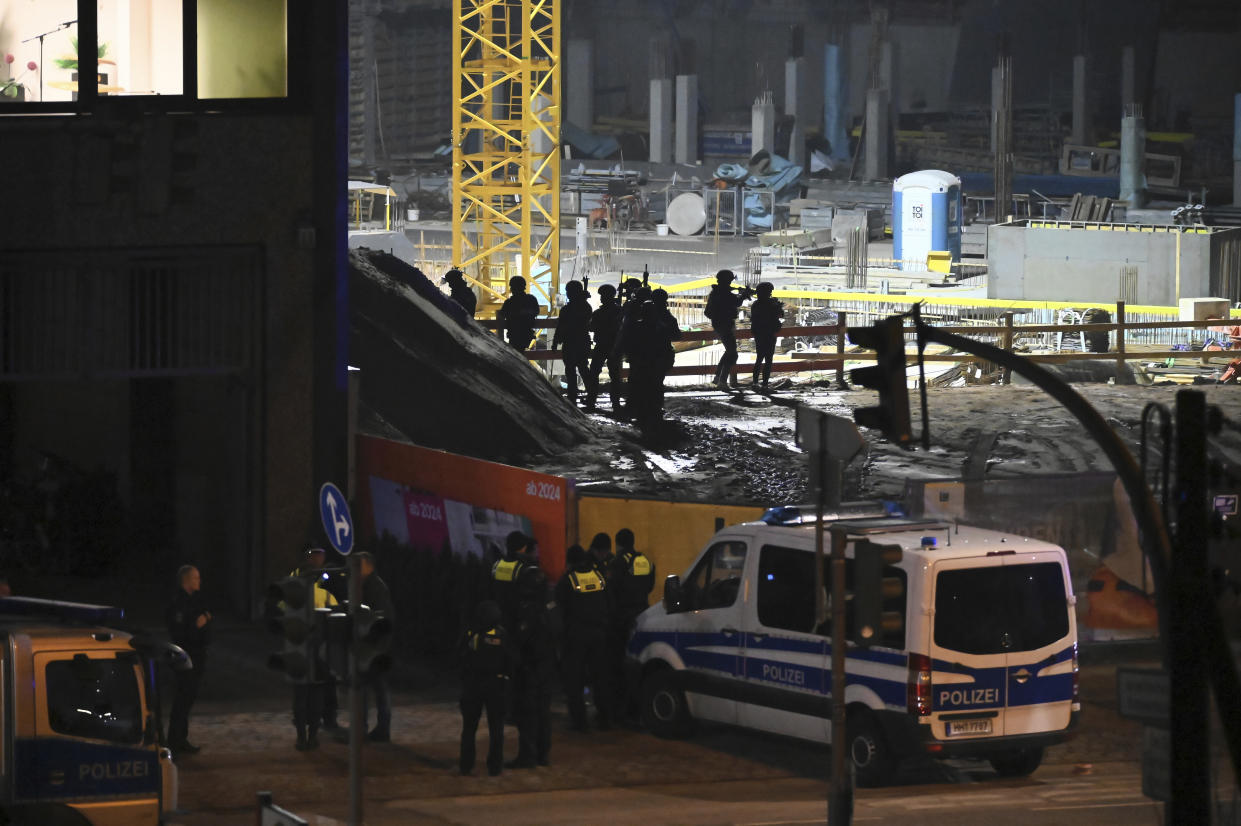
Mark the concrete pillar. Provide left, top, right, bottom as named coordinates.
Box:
left=1120, top=105, right=1146, bottom=209
left=864, top=88, right=889, bottom=181
left=1071, top=53, right=1089, bottom=146
left=566, top=38, right=593, bottom=129
left=752, top=90, right=776, bottom=156
left=823, top=43, right=849, bottom=163
left=784, top=57, right=805, bottom=166
left=1121, top=45, right=1136, bottom=113
left=675, top=74, right=699, bottom=165
left=990, top=65, right=1002, bottom=153
left=1233, top=93, right=1241, bottom=206
left=532, top=94, right=553, bottom=158
left=649, top=77, right=673, bottom=163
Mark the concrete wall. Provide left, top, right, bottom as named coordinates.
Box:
left=987, top=222, right=1236, bottom=306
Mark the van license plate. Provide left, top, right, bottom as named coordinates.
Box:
left=946, top=719, right=993, bottom=736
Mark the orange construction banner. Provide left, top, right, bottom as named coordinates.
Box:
left=356, top=435, right=570, bottom=579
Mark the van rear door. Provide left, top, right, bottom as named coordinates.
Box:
left=993, top=552, right=1076, bottom=737
left=930, top=552, right=1075, bottom=739
left=928, top=555, right=1009, bottom=738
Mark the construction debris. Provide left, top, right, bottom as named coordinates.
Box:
left=350, top=249, right=596, bottom=461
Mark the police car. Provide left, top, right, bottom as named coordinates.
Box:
left=0, top=597, right=181, bottom=825
left=628, top=507, right=1080, bottom=785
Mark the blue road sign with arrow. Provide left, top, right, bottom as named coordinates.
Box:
left=319, top=482, right=354, bottom=555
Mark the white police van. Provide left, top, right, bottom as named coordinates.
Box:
left=629, top=507, right=1080, bottom=785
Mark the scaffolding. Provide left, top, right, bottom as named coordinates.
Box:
left=452, top=0, right=561, bottom=316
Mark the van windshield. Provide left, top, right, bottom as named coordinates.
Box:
left=45, top=657, right=144, bottom=744
left=934, top=562, right=1069, bottom=655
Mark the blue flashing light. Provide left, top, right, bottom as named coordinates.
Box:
left=881, top=500, right=906, bottom=517
left=920, top=536, right=938, bottom=548
left=762, top=506, right=803, bottom=525
left=766, top=573, right=775, bottom=581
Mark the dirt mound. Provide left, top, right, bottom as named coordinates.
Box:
left=349, top=248, right=594, bottom=461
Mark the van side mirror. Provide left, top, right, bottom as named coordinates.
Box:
left=663, top=575, right=686, bottom=614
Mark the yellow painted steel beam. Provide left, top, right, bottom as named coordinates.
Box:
left=453, top=0, right=560, bottom=317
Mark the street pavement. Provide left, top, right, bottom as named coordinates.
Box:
left=167, top=642, right=1160, bottom=825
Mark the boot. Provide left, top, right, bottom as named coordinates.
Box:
left=295, top=728, right=308, bottom=751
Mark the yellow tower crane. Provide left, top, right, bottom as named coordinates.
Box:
left=452, top=0, right=561, bottom=318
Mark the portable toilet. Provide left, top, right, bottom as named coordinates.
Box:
left=893, top=170, right=962, bottom=272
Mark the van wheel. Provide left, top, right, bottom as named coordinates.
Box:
left=990, top=747, right=1044, bottom=777
left=641, top=669, right=694, bottom=739
left=847, top=712, right=896, bottom=787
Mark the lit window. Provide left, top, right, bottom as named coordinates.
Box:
left=197, top=0, right=287, bottom=99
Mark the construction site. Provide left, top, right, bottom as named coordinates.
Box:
left=5, top=0, right=1241, bottom=822
left=333, top=0, right=1241, bottom=649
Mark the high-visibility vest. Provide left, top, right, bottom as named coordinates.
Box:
left=623, top=551, right=652, bottom=577
left=568, top=569, right=605, bottom=593
left=492, top=558, right=524, bottom=583
left=466, top=627, right=505, bottom=674
left=289, top=567, right=338, bottom=610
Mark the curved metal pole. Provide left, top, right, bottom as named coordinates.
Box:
left=1140, top=401, right=1172, bottom=596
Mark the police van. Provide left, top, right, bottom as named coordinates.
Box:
left=0, top=597, right=181, bottom=825
left=628, top=507, right=1080, bottom=785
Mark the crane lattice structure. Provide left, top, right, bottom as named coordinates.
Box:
left=452, top=0, right=561, bottom=317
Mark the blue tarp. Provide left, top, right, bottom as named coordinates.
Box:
left=715, top=154, right=804, bottom=230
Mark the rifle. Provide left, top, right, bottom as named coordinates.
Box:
left=642, top=264, right=649, bottom=288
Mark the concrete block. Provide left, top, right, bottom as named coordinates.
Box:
left=1179, top=298, right=1231, bottom=321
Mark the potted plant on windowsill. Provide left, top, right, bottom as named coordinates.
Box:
left=55, top=36, right=110, bottom=87
left=1, top=53, right=37, bottom=101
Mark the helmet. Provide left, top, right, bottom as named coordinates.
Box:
left=598, top=283, right=617, bottom=298
left=443, top=268, right=465, bottom=284
left=652, top=288, right=669, bottom=304
left=756, top=281, right=774, bottom=297
left=716, top=269, right=735, bottom=284
left=565, top=280, right=584, bottom=295
left=509, top=275, right=527, bottom=291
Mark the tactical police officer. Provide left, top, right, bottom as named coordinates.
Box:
left=587, top=283, right=624, bottom=413
left=705, top=269, right=753, bottom=389
left=551, top=280, right=597, bottom=408
left=443, top=269, right=478, bottom=318
left=496, top=275, right=540, bottom=351
left=749, top=281, right=784, bottom=390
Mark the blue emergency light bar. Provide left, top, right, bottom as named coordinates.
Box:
left=0, top=596, right=125, bottom=625
left=760, top=501, right=899, bottom=526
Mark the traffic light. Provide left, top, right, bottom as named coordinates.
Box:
left=848, top=316, right=913, bottom=447
left=324, top=610, right=352, bottom=681
left=851, top=540, right=905, bottom=648
left=353, top=604, right=393, bottom=678
left=266, top=574, right=316, bottom=682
